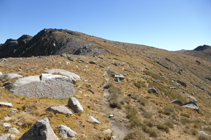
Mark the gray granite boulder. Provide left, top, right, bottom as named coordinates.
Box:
left=67, top=97, right=84, bottom=113
left=19, top=118, right=59, bottom=140
left=58, top=125, right=77, bottom=138
left=46, top=106, right=74, bottom=116
left=10, top=74, right=75, bottom=99
left=0, top=74, right=22, bottom=80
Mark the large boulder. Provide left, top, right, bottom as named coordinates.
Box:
left=10, top=74, right=75, bottom=99
left=46, top=69, right=81, bottom=83
left=19, top=118, right=59, bottom=140
left=67, top=97, right=84, bottom=113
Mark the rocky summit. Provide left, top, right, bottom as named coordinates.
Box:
left=0, top=29, right=211, bottom=140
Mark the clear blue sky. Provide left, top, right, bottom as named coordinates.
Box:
left=0, top=0, right=210, bottom=51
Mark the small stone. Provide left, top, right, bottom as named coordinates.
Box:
left=16, top=122, right=23, bottom=126
left=9, top=127, right=20, bottom=134
left=89, top=116, right=101, bottom=124
left=109, top=114, right=114, bottom=118
left=78, top=91, right=82, bottom=94
left=10, top=108, right=16, bottom=115
left=5, top=116, right=12, bottom=121
left=103, top=129, right=112, bottom=135
left=67, top=97, right=84, bottom=113
left=2, top=123, right=11, bottom=128
left=84, top=94, right=90, bottom=97
left=89, top=61, right=97, bottom=64
left=58, top=125, right=77, bottom=138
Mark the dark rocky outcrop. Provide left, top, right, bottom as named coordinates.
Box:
left=0, top=29, right=109, bottom=58
left=194, top=45, right=211, bottom=51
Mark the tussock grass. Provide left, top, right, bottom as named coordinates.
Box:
left=198, top=135, right=210, bottom=140
left=133, top=80, right=146, bottom=88
left=156, top=123, right=169, bottom=133
left=123, top=128, right=147, bottom=140
left=158, top=106, right=174, bottom=116
left=180, top=113, right=190, bottom=118
left=137, top=98, right=148, bottom=106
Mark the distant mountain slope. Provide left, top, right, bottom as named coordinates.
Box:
left=0, top=29, right=110, bottom=58
left=181, top=44, right=211, bottom=61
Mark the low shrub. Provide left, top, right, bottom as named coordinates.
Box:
left=156, top=124, right=169, bottom=133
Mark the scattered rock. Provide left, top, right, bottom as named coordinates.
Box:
left=182, top=102, right=199, bottom=110
left=185, top=93, right=197, bottom=102
left=5, top=116, right=12, bottom=121
left=170, top=87, right=176, bottom=89
left=78, top=91, right=82, bottom=94
left=87, top=89, right=94, bottom=94
left=114, top=74, right=125, bottom=80
left=103, top=129, right=112, bottom=135
left=2, top=123, right=11, bottom=128
left=112, top=62, right=118, bottom=66
left=16, top=122, right=23, bottom=126
left=9, top=128, right=20, bottom=134
left=89, top=61, right=97, bottom=64
left=0, top=133, right=15, bottom=140
left=177, top=80, right=187, bottom=87
left=10, top=74, right=75, bottom=99
left=19, top=118, right=59, bottom=140
left=67, top=97, right=84, bottom=113
left=0, top=102, right=12, bottom=107
left=84, top=94, right=90, bottom=97
left=109, top=114, right=114, bottom=118
left=89, top=116, right=101, bottom=124
left=66, top=62, right=70, bottom=65
left=198, top=131, right=211, bottom=136
left=10, top=108, right=16, bottom=114
left=171, top=99, right=183, bottom=106
left=147, top=88, right=159, bottom=94
left=67, top=56, right=74, bottom=61
left=99, top=65, right=104, bottom=68
left=46, top=106, right=74, bottom=116
left=58, top=125, right=77, bottom=138
left=0, top=71, right=2, bottom=75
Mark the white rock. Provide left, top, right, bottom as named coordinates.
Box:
left=89, top=116, right=101, bottom=124
left=5, top=116, right=12, bottom=121
left=58, top=125, right=77, bottom=138
left=46, top=106, right=74, bottom=116
left=46, top=69, right=81, bottom=83
left=9, top=128, right=20, bottom=134
left=0, top=71, right=2, bottom=75
left=0, top=134, right=12, bottom=140
left=2, top=74, right=23, bottom=79
left=103, top=129, right=112, bottom=135
left=0, top=102, right=12, bottom=107
left=2, top=123, right=11, bottom=128
left=19, top=118, right=59, bottom=140
left=68, top=97, right=84, bottom=113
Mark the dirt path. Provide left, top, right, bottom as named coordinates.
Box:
left=109, top=120, right=128, bottom=140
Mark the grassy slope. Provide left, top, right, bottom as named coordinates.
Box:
left=0, top=32, right=211, bottom=140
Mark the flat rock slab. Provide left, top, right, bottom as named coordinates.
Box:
left=0, top=102, right=12, bottom=107
left=46, top=69, right=81, bottom=83
left=46, top=106, right=74, bottom=116
left=10, top=74, right=75, bottom=99
left=19, top=118, right=59, bottom=140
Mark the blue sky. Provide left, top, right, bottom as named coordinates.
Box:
left=0, top=0, right=210, bottom=51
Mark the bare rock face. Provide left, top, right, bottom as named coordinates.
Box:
left=19, top=118, right=59, bottom=140
left=10, top=74, right=75, bottom=99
